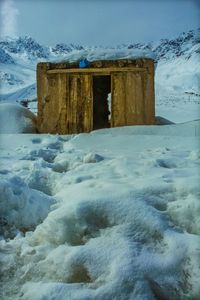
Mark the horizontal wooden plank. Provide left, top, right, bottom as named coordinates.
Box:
left=47, top=67, right=145, bottom=74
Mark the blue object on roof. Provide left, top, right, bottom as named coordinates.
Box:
left=79, top=59, right=89, bottom=68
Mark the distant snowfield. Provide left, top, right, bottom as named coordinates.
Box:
left=156, top=89, right=200, bottom=123
left=155, top=52, right=200, bottom=123
left=0, top=121, right=200, bottom=300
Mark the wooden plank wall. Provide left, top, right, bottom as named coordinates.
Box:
left=37, top=63, right=50, bottom=131
left=111, top=62, right=155, bottom=127
left=38, top=70, right=93, bottom=134
left=37, top=64, right=68, bottom=133
left=111, top=71, right=144, bottom=126
left=81, top=75, right=93, bottom=132
left=40, top=74, right=67, bottom=133
left=111, top=73, right=126, bottom=127
left=68, top=75, right=93, bottom=133
left=56, top=74, right=68, bottom=133
left=143, top=60, right=155, bottom=124
left=126, top=71, right=144, bottom=125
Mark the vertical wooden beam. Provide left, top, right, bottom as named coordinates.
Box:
left=56, top=73, right=67, bottom=134
left=111, top=65, right=155, bottom=127
left=67, top=74, right=93, bottom=134
left=143, top=60, right=155, bottom=124
left=111, top=73, right=126, bottom=127
left=81, top=75, right=93, bottom=133
left=124, top=71, right=145, bottom=125
left=69, top=75, right=78, bottom=133
left=37, top=63, right=50, bottom=132
left=133, top=72, right=145, bottom=124
left=76, top=75, right=84, bottom=133
left=44, top=74, right=58, bottom=133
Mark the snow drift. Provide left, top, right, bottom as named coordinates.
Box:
left=0, top=103, right=37, bottom=133
left=0, top=174, right=54, bottom=239
left=54, top=48, right=155, bottom=63
left=0, top=121, right=200, bottom=299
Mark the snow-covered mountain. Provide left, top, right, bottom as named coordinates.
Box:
left=0, top=48, right=15, bottom=64
left=126, top=28, right=200, bottom=60
left=0, top=28, right=199, bottom=119
left=51, top=43, right=84, bottom=55
left=0, top=36, right=50, bottom=61
left=153, top=29, right=200, bottom=60
left=154, top=29, right=200, bottom=93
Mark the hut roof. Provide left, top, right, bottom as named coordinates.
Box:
left=51, top=48, right=155, bottom=64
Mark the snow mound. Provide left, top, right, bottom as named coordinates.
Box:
left=0, top=103, right=37, bottom=133
left=0, top=174, right=54, bottom=239
left=0, top=122, right=199, bottom=299
left=83, top=153, right=104, bottom=163
left=54, top=48, right=155, bottom=63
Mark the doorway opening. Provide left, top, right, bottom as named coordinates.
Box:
left=93, top=75, right=111, bottom=130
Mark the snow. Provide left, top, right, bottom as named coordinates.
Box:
left=155, top=89, right=200, bottom=123
left=155, top=44, right=200, bottom=123
left=0, top=121, right=200, bottom=300
left=54, top=48, right=156, bottom=63
left=0, top=103, right=37, bottom=133
left=155, top=50, right=200, bottom=94
left=0, top=174, right=54, bottom=239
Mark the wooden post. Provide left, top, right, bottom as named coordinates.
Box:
left=37, top=63, right=50, bottom=132
left=143, top=60, right=155, bottom=124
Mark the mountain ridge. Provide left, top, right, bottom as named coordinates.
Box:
left=0, top=28, right=199, bottom=63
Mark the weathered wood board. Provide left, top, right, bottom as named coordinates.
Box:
left=68, top=74, right=93, bottom=133
left=111, top=69, right=154, bottom=127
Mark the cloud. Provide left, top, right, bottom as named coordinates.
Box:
left=0, top=0, right=19, bottom=38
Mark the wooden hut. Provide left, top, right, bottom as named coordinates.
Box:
left=37, top=58, right=155, bottom=134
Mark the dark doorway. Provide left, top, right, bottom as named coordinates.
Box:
left=93, top=76, right=111, bottom=130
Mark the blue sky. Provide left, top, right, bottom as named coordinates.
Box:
left=0, top=0, right=199, bottom=46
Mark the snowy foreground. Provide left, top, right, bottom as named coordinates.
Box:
left=0, top=121, right=200, bottom=300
